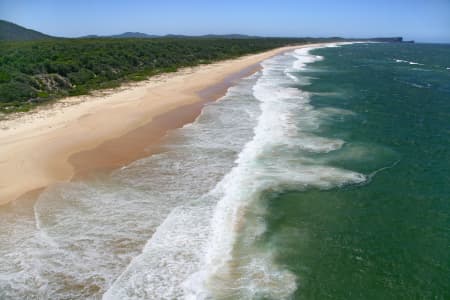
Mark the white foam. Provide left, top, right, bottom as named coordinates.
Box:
left=103, top=75, right=262, bottom=299
left=297, top=134, right=345, bottom=152
left=0, top=75, right=261, bottom=299
left=292, top=47, right=324, bottom=70
left=394, top=58, right=424, bottom=65
left=0, top=42, right=364, bottom=299
left=183, top=43, right=364, bottom=299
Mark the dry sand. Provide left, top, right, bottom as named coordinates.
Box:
left=0, top=43, right=328, bottom=205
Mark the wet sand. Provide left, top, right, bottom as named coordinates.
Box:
left=69, top=62, right=262, bottom=179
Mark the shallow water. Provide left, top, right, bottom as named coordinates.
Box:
left=0, top=69, right=261, bottom=299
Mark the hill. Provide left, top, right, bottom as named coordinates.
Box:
left=109, top=32, right=160, bottom=38
left=81, top=32, right=257, bottom=39
left=0, top=20, right=53, bottom=41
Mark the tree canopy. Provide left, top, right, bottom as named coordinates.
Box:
left=0, top=37, right=335, bottom=113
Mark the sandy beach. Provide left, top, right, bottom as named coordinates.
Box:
left=0, top=43, right=327, bottom=205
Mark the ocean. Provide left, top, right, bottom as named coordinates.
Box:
left=0, top=42, right=449, bottom=299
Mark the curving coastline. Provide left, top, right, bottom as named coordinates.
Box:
left=0, top=44, right=327, bottom=205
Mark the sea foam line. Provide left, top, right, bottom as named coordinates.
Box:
left=184, top=43, right=365, bottom=299
left=103, top=74, right=262, bottom=300
left=104, top=43, right=364, bottom=300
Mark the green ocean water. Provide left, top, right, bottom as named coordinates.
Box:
left=1, top=42, right=448, bottom=299
left=263, top=43, right=450, bottom=299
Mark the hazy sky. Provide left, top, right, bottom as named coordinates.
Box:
left=0, top=0, right=449, bottom=42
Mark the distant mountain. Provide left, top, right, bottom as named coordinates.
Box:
left=0, top=20, right=53, bottom=41
left=110, top=32, right=160, bottom=38
left=1, top=20, right=411, bottom=44
left=81, top=32, right=259, bottom=39
left=80, top=33, right=410, bottom=42
left=164, top=34, right=259, bottom=39
left=201, top=34, right=258, bottom=39
left=80, top=32, right=160, bottom=39
left=81, top=34, right=101, bottom=39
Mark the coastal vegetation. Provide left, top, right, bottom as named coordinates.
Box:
left=0, top=20, right=404, bottom=113
left=0, top=37, right=317, bottom=113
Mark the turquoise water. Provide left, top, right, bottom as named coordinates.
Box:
left=262, top=43, right=450, bottom=299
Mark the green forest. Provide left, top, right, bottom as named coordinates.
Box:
left=0, top=37, right=326, bottom=113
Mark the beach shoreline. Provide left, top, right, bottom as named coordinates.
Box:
left=0, top=43, right=330, bottom=205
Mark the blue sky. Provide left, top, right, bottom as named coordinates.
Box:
left=0, top=0, right=449, bottom=42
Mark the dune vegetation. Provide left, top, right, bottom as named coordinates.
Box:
left=0, top=37, right=325, bottom=113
